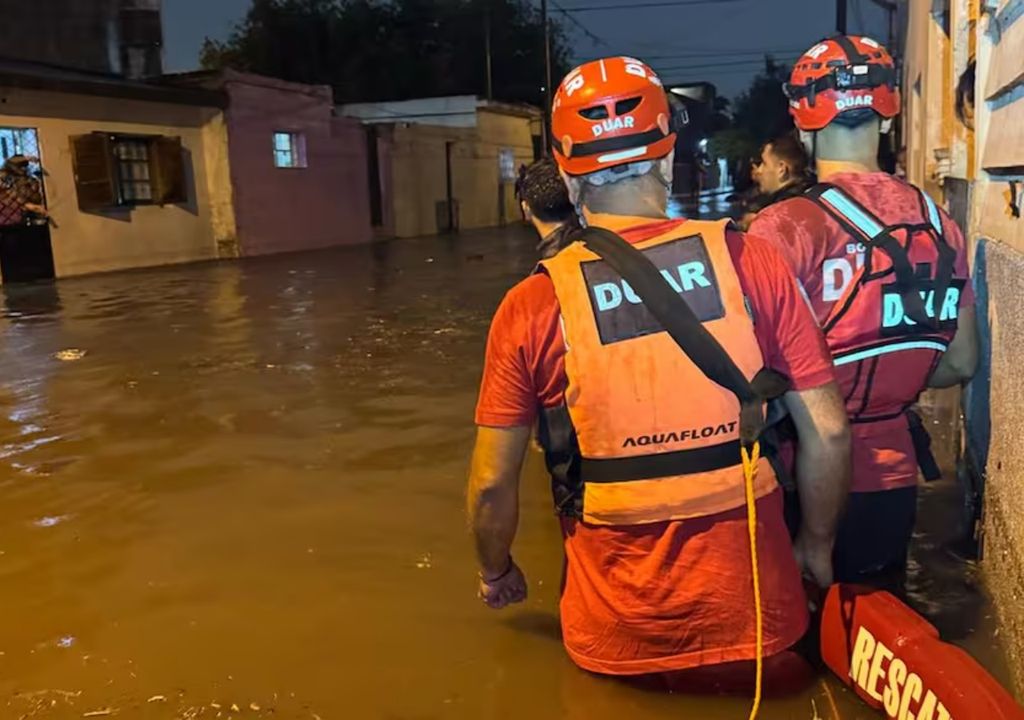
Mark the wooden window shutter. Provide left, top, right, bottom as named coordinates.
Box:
left=149, top=136, right=187, bottom=205
left=71, top=133, right=116, bottom=210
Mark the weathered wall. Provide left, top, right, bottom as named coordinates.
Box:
left=383, top=109, right=535, bottom=238
left=222, top=72, right=372, bottom=256
left=980, top=239, right=1024, bottom=692
left=0, top=87, right=220, bottom=278
left=903, top=0, right=1024, bottom=695
left=0, top=0, right=120, bottom=73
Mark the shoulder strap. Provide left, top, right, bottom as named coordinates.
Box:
left=915, top=187, right=957, bottom=322
left=572, top=226, right=788, bottom=446
left=804, top=183, right=937, bottom=329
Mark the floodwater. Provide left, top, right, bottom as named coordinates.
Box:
left=0, top=223, right=1011, bottom=719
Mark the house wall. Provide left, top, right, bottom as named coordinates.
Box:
left=221, top=72, right=372, bottom=256
left=381, top=108, right=536, bottom=238
left=903, top=0, right=1024, bottom=694
left=0, top=86, right=222, bottom=278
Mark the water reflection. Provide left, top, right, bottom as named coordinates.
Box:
left=0, top=225, right=1009, bottom=719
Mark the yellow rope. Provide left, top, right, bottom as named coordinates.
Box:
left=742, top=441, right=764, bottom=720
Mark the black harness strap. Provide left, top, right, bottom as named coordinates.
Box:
left=573, top=226, right=789, bottom=447
left=915, top=187, right=957, bottom=328
left=582, top=440, right=742, bottom=483
left=805, top=183, right=936, bottom=330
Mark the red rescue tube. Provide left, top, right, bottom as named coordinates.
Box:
left=820, top=584, right=1024, bottom=719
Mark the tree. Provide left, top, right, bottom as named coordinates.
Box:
left=731, top=56, right=793, bottom=145
left=200, top=0, right=572, bottom=106
left=709, top=56, right=794, bottom=167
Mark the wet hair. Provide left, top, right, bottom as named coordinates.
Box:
left=766, top=133, right=810, bottom=178
left=956, top=59, right=976, bottom=126
left=521, top=158, right=575, bottom=223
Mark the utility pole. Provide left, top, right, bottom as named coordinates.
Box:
left=837, top=0, right=848, bottom=33
left=484, top=0, right=493, bottom=101
left=541, top=0, right=552, bottom=155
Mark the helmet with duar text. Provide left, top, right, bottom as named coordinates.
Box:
left=551, top=56, right=676, bottom=176
left=785, top=35, right=901, bottom=132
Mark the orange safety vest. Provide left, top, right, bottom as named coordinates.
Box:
left=538, top=218, right=777, bottom=526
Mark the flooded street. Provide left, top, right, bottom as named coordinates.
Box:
left=0, top=223, right=1010, bottom=719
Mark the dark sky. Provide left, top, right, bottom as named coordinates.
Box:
left=163, top=0, right=891, bottom=99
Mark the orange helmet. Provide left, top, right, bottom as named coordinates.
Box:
left=551, top=57, right=675, bottom=176
left=785, top=35, right=900, bottom=131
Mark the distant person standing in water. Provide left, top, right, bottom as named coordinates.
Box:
left=519, top=159, right=580, bottom=259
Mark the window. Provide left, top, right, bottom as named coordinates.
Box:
left=71, top=133, right=187, bottom=210
left=273, top=132, right=307, bottom=168
left=113, top=137, right=153, bottom=203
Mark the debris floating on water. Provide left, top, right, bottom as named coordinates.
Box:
left=34, top=515, right=71, bottom=528
left=82, top=710, right=115, bottom=718
left=415, top=553, right=433, bottom=569
left=54, top=349, right=87, bottom=362
left=147, top=695, right=166, bottom=703
left=56, top=636, right=76, bottom=648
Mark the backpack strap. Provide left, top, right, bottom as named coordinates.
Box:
left=916, top=187, right=957, bottom=328
left=572, top=226, right=789, bottom=447
left=805, top=183, right=937, bottom=330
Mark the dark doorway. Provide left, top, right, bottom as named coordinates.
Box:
left=0, top=224, right=55, bottom=283
left=364, top=125, right=383, bottom=227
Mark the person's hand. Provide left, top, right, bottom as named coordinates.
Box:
left=477, top=558, right=527, bottom=610
left=793, top=531, right=834, bottom=589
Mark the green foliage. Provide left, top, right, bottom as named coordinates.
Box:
left=200, top=0, right=571, bottom=106
left=730, top=57, right=794, bottom=145
left=709, top=127, right=757, bottom=166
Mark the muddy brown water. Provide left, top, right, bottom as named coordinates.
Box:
left=0, top=225, right=1011, bottom=719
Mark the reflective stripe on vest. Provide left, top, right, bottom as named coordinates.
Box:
left=833, top=338, right=950, bottom=367
left=539, top=219, right=776, bottom=526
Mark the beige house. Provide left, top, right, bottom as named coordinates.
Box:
left=902, top=0, right=1024, bottom=692
left=0, top=58, right=234, bottom=281
left=341, top=96, right=541, bottom=238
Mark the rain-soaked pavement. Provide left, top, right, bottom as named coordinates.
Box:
left=0, top=211, right=1013, bottom=719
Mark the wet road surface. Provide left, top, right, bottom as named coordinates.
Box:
left=0, top=223, right=1011, bottom=719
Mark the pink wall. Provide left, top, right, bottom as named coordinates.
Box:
left=222, top=71, right=372, bottom=256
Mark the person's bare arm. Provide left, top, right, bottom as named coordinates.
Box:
left=784, top=382, right=852, bottom=587
left=467, top=425, right=532, bottom=608
left=929, top=306, right=979, bottom=388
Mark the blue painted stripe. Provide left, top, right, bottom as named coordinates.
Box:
left=834, top=340, right=949, bottom=366
left=995, top=0, right=1024, bottom=35
left=921, top=191, right=943, bottom=233
left=821, top=188, right=884, bottom=237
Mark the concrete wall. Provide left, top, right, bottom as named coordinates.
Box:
left=341, top=95, right=479, bottom=128
left=0, top=86, right=222, bottom=278
left=904, top=0, right=1024, bottom=694
left=381, top=107, right=536, bottom=238
left=0, top=0, right=120, bottom=73
left=221, top=72, right=372, bottom=256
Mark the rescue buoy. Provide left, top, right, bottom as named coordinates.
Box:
left=820, top=584, right=1024, bottom=719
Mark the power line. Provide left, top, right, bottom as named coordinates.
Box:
left=653, top=56, right=800, bottom=73
left=549, top=0, right=611, bottom=47
left=641, top=48, right=807, bottom=60
left=558, top=0, right=747, bottom=11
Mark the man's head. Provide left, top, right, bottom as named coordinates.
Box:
left=551, top=56, right=676, bottom=217
left=956, top=59, right=976, bottom=130
left=754, top=134, right=810, bottom=195
left=785, top=36, right=900, bottom=162
left=2, top=155, right=30, bottom=175
left=520, top=158, right=575, bottom=231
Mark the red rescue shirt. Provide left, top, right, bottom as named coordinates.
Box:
left=750, top=173, right=974, bottom=493
left=475, top=216, right=836, bottom=675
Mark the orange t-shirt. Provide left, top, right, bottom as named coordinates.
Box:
left=475, top=217, right=836, bottom=675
